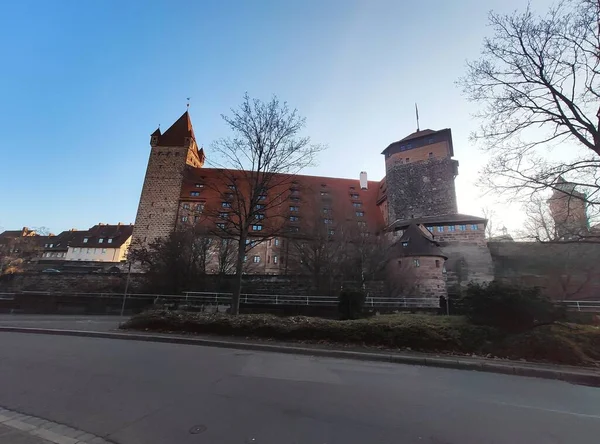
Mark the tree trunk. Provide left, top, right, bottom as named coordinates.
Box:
left=231, top=234, right=246, bottom=315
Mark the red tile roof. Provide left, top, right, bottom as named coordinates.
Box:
left=180, top=168, right=386, bottom=236
left=156, top=111, right=195, bottom=146
left=398, top=129, right=437, bottom=142
left=70, top=224, right=134, bottom=248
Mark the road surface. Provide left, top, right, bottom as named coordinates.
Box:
left=0, top=332, right=599, bottom=443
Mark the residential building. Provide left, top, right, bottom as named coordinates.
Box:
left=66, top=223, right=133, bottom=262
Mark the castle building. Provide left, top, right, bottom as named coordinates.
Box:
left=548, top=176, right=589, bottom=241
left=132, top=111, right=489, bottom=298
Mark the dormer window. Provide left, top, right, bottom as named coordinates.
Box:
left=402, top=241, right=409, bottom=247
left=107, top=238, right=113, bottom=244
left=194, top=183, right=204, bottom=188
left=83, top=238, right=88, bottom=243
left=98, top=238, right=104, bottom=243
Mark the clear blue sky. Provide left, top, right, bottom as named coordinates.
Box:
left=0, top=0, right=553, bottom=234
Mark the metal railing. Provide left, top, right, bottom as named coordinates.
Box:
left=561, top=300, right=600, bottom=312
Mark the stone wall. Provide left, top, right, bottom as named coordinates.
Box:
left=488, top=242, right=600, bottom=301
left=440, top=242, right=495, bottom=292
left=131, top=143, right=195, bottom=246
left=385, top=158, right=458, bottom=222
left=0, top=272, right=384, bottom=298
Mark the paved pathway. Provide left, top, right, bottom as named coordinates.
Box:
left=1, top=332, right=600, bottom=443
left=0, top=315, right=122, bottom=332
left=0, top=407, right=111, bottom=444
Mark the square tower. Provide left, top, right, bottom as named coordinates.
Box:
left=131, top=111, right=205, bottom=246
left=382, top=128, right=459, bottom=223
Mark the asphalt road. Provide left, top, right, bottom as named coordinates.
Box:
left=1, top=333, right=600, bottom=444
left=0, top=315, right=122, bottom=332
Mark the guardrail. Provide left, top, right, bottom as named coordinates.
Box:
left=561, top=300, right=600, bottom=312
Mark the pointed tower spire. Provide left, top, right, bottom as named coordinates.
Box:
left=158, top=111, right=195, bottom=146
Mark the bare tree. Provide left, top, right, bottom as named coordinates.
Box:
left=460, top=0, right=600, bottom=216
left=519, top=192, right=599, bottom=242
left=207, top=94, right=324, bottom=314
left=481, top=207, right=499, bottom=239
left=128, top=224, right=213, bottom=294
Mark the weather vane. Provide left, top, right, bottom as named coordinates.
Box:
left=186, top=97, right=191, bottom=109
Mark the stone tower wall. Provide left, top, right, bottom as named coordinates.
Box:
left=385, top=157, right=458, bottom=222
left=132, top=144, right=194, bottom=246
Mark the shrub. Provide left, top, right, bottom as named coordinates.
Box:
left=458, top=281, right=561, bottom=332
left=338, top=288, right=366, bottom=319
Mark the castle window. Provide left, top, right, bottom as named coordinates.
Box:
left=183, top=203, right=190, bottom=210
left=323, top=208, right=330, bottom=214
left=320, top=191, right=329, bottom=196
left=355, top=211, right=364, bottom=217
left=350, top=193, right=359, bottom=199
left=448, top=226, right=456, bottom=232
left=181, top=216, right=188, bottom=222
left=290, top=196, right=300, bottom=202
left=402, top=242, right=409, bottom=247
left=255, top=213, right=265, bottom=220
left=253, top=255, right=261, bottom=263
left=255, top=204, right=265, bottom=210
left=98, top=238, right=104, bottom=244
left=471, top=224, right=479, bottom=230
left=216, top=223, right=226, bottom=229
left=426, top=226, right=433, bottom=233
left=274, top=238, right=280, bottom=246
left=435, top=260, right=440, bottom=268
left=190, top=191, right=200, bottom=197
left=290, top=206, right=299, bottom=212
left=243, top=255, right=247, bottom=262
left=252, top=225, right=263, bottom=231
left=222, top=202, right=232, bottom=208
left=289, top=226, right=300, bottom=232
left=353, top=202, right=362, bottom=208
left=219, top=212, right=228, bottom=219
left=358, top=221, right=367, bottom=227
left=437, top=226, right=444, bottom=232
left=273, top=255, right=278, bottom=264
left=458, top=225, right=467, bottom=231
left=195, top=204, right=204, bottom=212
left=107, top=239, right=113, bottom=244
left=83, top=238, right=88, bottom=243
left=228, top=184, right=236, bottom=190
left=328, top=229, right=335, bottom=236
left=413, top=258, right=420, bottom=267
left=290, top=216, right=299, bottom=222
left=258, top=195, right=267, bottom=201
left=323, top=218, right=333, bottom=224
left=194, top=183, right=204, bottom=188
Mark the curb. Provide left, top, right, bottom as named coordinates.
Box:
left=2, top=326, right=599, bottom=387
left=0, top=405, right=113, bottom=444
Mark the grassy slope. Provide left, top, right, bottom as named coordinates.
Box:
left=121, top=311, right=600, bottom=366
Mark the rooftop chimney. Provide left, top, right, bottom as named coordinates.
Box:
left=360, top=171, right=368, bottom=190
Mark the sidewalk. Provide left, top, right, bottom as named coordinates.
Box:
left=0, top=408, right=111, bottom=444
left=0, top=423, right=53, bottom=444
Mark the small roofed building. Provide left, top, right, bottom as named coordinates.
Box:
left=66, top=224, right=133, bottom=262
left=388, top=224, right=448, bottom=307
left=40, top=229, right=79, bottom=260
